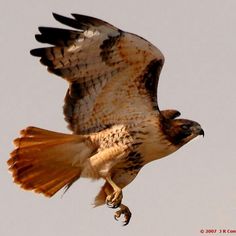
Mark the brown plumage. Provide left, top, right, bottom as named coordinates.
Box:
left=7, top=13, right=204, bottom=225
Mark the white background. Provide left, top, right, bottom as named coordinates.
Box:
left=1, top=0, right=235, bottom=235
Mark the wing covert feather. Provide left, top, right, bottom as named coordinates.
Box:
left=30, top=13, right=164, bottom=134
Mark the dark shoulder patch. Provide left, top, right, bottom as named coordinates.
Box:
left=63, top=82, right=86, bottom=131
left=140, top=59, right=163, bottom=109
left=100, top=31, right=122, bottom=64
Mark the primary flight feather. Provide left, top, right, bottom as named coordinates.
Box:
left=8, top=13, right=204, bottom=225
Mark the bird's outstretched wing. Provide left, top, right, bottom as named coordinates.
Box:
left=31, top=13, right=165, bottom=134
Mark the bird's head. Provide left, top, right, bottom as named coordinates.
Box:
left=160, top=110, right=204, bottom=147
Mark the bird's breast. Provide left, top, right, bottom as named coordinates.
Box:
left=132, top=121, right=179, bottom=164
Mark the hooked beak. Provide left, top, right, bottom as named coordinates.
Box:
left=193, top=124, right=205, bottom=137
left=199, top=128, right=205, bottom=137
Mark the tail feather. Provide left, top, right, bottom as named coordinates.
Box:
left=8, top=126, right=94, bottom=197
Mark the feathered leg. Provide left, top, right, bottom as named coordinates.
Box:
left=105, top=176, right=123, bottom=208
left=94, top=179, right=132, bottom=226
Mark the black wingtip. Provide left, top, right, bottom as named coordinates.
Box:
left=30, top=48, right=41, bottom=57
left=52, top=12, right=83, bottom=30
left=52, top=12, right=60, bottom=19
left=52, top=12, right=66, bottom=22
left=52, top=12, right=70, bottom=23
left=35, top=34, right=42, bottom=43
left=71, top=13, right=89, bottom=19
left=71, top=13, right=94, bottom=23
left=71, top=13, right=111, bottom=28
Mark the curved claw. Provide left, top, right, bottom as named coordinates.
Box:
left=106, top=200, right=121, bottom=209
left=114, top=213, right=120, bottom=221
left=114, top=204, right=132, bottom=226
left=106, top=190, right=123, bottom=209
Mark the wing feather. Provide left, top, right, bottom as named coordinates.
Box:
left=30, top=13, right=165, bottom=134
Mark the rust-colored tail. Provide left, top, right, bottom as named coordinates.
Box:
left=8, top=126, right=94, bottom=197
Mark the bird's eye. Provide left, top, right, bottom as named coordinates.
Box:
left=181, top=124, right=189, bottom=130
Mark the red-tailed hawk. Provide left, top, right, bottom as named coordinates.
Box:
left=8, top=13, right=204, bottom=225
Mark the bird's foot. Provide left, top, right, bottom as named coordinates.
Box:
left=106, top=189, right=123, bottom=208
left=114, top=204, right=132, bottom=226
